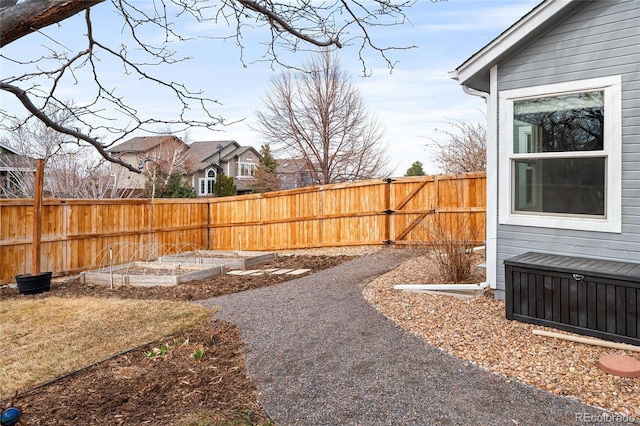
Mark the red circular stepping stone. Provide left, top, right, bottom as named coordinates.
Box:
left=598, top=354, right=640, bottom=378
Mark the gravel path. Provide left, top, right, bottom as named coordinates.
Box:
left=198, top=248, right=612, bottom=425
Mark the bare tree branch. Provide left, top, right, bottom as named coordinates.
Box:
left=426, top=118, right=487, bottom=174
left=1, top=0, right=425, bottom=174
left=236, top=0, right=343, bottom=48
left=0, top=103, right=116, bottom=198
left=1, top=81, right=141, bottom=172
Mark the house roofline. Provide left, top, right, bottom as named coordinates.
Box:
left=231, top=146, right=261, bottom=158
left=449, top=0, right=580, bottom=91
left=107, top=135, right=188, bottom=154
left=0, top=141, right=20, bottom=155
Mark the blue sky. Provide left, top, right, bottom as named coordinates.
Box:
left=0, top=0, right=541, bottom=176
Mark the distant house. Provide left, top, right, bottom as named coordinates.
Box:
left=0, top=141, right=35, bottom=197
left=187, top=140, right=261, bottom=196
left=107, top=135, right=190, bottom=197
left=276, top=158, right=316, bottom=189
left=450, top=0, right=639, bottom=299
left=107, top=136, right=261, bottom=197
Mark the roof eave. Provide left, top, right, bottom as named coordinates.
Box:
left=450, top=0, right=579, bottom=91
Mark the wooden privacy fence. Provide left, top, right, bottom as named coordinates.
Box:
left=209, top=172, right=486, bottom=250
left=0, top=172, right=485, bottom=284
left=0, top=198, right=210, bottom=285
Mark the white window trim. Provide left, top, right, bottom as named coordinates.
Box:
left=498, top=75, right=622, bottom=233
left=198, top=168, right=216, bottom=196
left=237, top=162, right=257, bottom=178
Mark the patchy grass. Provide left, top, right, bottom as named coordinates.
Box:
left=0, top=297, right=213, bottom=399
left=177, top=409, right=276, bottom=426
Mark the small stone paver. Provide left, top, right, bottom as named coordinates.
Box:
left=227, top=268, right=311, bottom=276
left=599, top=354, right=640, bottom=377
left=287, top=269, right=311, bottom=275
left=226, top=270, right=260, bottom=275
left=270, top=269, right=295, bottom=275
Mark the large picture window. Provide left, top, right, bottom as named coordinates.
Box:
left=499, top=76, right=621, bottom=233
left=238, top=162, right=257, bottom=177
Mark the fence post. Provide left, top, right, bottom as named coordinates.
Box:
left=319, top=186, right=324, bottom=247
left=206, top=198, right=211, bottom=250
left=382, top=177, right=395, bottom=245
left=31, top=159, right=44, bottom=275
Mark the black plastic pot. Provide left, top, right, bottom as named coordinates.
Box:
left=15, top=272, right=52, bottom=295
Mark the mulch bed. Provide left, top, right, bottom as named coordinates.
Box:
left=1, top=254, right=354, bottom=425
left=10, top=320, right=267, bottom=426
left=0, top=255, right=349, bottom=302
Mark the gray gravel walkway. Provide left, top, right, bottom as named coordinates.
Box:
left=198, top=248, right=616, bottom=426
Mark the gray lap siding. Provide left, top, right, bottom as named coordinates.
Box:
left=493, top=0, right=640, bottom=299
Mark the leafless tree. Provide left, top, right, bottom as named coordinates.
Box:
left=1, top=0, right=426, bottom=173
left=0, top=103, right=115, bottom=198
left=45, top=151, right=113, bottom=198
left=254, top=50, right=392, bottom=185
left=427, top=118, right=486, bottom=174
left=0, top=143, right=113, bottom=199
left=0, top=144, right=36, bottom=198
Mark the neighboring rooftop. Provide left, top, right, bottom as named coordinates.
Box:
left=188, top=140, right=237, bottom=170
left=107, top=135, right=186, bottom=153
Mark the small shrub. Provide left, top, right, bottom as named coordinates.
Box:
left=416, top=212, right=482, bottom=283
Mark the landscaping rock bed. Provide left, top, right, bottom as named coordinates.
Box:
left=363, top=252, right=640, bottom=419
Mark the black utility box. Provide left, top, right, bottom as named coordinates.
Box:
left=505, top=252, right=640, bottom=345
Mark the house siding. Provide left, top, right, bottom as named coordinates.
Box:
left=111, top=152, right=148, bottom=190
left=233, top=150, right=261, bottom=194
left=110, top=138, right=188, bottom=191
left=494, top=0, right=640, bottom=298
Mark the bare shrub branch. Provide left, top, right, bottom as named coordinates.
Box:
left=414, top=212, right=483, bottom=284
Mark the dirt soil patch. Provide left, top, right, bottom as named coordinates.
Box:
left=0, top=255, right=348, bottom=302
left=0, top=254, right=355, bottom=425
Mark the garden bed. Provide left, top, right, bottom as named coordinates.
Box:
left=158, top=250, right=277, bottom=270
left=80, top=262, right=225, bottom=287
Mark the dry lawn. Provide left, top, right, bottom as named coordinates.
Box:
left=0, top=297, right=212, bottom=399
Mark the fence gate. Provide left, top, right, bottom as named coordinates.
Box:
left=384, top=173, right=486, bottom=246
